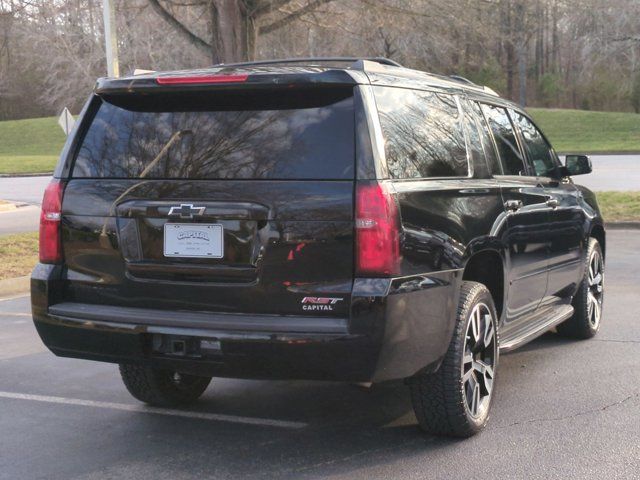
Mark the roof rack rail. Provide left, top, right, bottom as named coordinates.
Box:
left=215, top=57, right=403, bottom=69
left=448, top=74, right=499, bottom=96
left=449, top=75, right=477, bottom=85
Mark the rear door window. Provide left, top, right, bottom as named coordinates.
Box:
left=459, top=97, right=501, bottom=177
left=72, top=89, right=355, bottom=180
left=470, top=101, right=502, bottom=175
left=373, top=87, right=469, bottom=179
left=481, top=104, right=526, bottom=176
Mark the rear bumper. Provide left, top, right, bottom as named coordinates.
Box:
left=34, top=301, right=374, bottom=382
left=33, top=317, right=374, bottom=381
left=31, top=263, right=460, bottom=382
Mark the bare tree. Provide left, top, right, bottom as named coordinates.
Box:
left=147, top=0, right=337, bottom=63
left=2, top=0, right=640, bottom=119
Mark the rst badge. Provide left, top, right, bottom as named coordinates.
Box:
left=301, top=297, right=343, bottom=311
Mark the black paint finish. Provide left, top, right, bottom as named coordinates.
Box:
left=60, top=179, right=355, bottom=317
left=32, top=62, right=604, bottom=383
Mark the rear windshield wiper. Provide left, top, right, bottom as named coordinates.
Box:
left=139, top=129, right=193, bottom=178
left=98, top=129, right=193, bottom=248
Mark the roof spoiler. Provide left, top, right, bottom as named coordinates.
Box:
left=94, top=69, right=362, bottom=95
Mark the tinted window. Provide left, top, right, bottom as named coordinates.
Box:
left=73, top=90, right=354, bottom=179
left=374, top=87, right=468, bottom=179
left=459, top=98, right=501, bottom=177
left=481, top=104, right=526, bottom=176
left=512, top=111, right=557, bottom=176
left=471, top=101, right=502, bottom=175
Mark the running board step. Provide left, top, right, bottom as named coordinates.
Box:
left=499, top=305, right=574, bottom=352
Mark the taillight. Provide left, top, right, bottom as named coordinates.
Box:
left=355, top=182, right=401, bottom=276
left=39, top=179, right=64, bottom=264
left=156, top=74, right=249, bottom=85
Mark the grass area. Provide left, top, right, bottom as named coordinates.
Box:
left=0, top=232, right=38, bottom=280
left=0, top=108, right=640, bottom=174
left=596, top=191, right=640, bottom=222
left=528, top=108, right=640, bottom=153
left=0, top=117, right=65, bottom=174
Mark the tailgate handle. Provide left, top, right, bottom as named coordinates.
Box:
left=116, top=201, right=271, bottom=220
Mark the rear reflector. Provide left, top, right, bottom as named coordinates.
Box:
left=39, top=179, right=64, bottom=264
left=156, top=74, right=249, bottom=85
left=355, top=182, right=401, bottom=276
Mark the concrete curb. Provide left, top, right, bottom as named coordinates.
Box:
left=0, top=172, right=52, bottom=178
left=0, top=275, right=30, bottom=299
left=0, top=201, right=37, bottom=211
left=605, top=222, right=640, bottom=230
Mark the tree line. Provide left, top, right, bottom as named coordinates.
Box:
left=1, top=0, right=640, bottom=121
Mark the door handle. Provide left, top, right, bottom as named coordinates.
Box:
left=546, top=198, right=559, bottom=208
left=504, top=199, right=523, bottom=212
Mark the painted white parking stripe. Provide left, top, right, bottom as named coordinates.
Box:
left=0, top=391, right=307, bottom=429
left=0, top=294, right=29, bottom=302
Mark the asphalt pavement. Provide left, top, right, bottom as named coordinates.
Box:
left=576, top=155, right=640, bottom=192
left=0, top=229, right=638, bottom=479
left=0, top=206, right=40, bottom=235
left=0, top=175, right=49, bottom=235
left=0, top=175, right=51, bottom=205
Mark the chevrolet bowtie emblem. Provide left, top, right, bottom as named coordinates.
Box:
left=168, top=203, right=206, bottom=219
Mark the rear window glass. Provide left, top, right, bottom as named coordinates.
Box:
left=72, top=89, right=355, bottom=179
left=373, top=86, right=469, bottom=179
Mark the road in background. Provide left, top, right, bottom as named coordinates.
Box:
left=0, top=156, right=638, bottom=206
left=0, top=230, right=639, bottom=479
left=0, top=176, right=49, bottom=234
left=0, top=175, right=51, bottom=205
left=572, top=154, right=640, bottom=191
left=0, top=206, right=40, bottom=235
left=0, top=155, right=637, bottom=235
left=0, top=177, right=51, bottom=235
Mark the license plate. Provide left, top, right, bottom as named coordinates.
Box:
left=163, top=224, right=223, bottom=258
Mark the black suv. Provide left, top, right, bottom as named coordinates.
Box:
left=31, top=58, right=605, bottom=437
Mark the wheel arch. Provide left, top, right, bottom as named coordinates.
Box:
left=590, top=223, right=606, bottom=260
left=461, top=248, right=506, bottom=320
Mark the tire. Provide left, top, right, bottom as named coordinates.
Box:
left=119, top=364, right=212, bottom=407
left=557, top=238, right=604, bottom=339
left=408, top=281, right=499, bottom=437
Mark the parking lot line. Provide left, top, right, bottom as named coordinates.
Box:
left=0, top=294, right=29, bottom=303
left=0, top=390, right=307, bottom=429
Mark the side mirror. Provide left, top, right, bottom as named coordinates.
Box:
left=564, top=154, right=592, bottom=176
